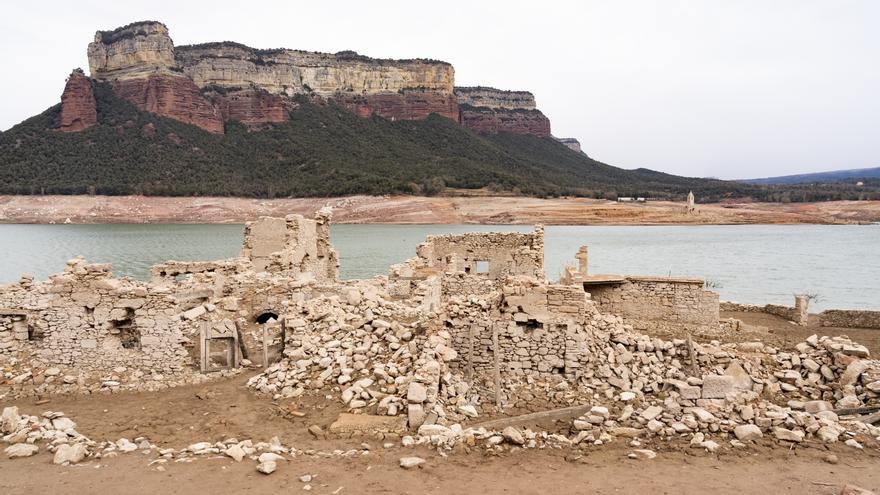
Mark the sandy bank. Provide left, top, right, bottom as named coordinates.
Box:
left=1, top=195, right=879, bottom=225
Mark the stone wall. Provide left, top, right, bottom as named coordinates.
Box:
left=588, top=277, right=719, bottom=334
left=0, top=259, right=191, bottom=386
left=819, top=310, right=880, bottom=329
left=239, top=210, right=338, bottom=281
left=720, top=296, right=809, bottom=326
left=410, top=226, right=545, bottom=281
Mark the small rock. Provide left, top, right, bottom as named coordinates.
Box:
left=224, top=445, right=245, bottom=462
left=773, top=427, right=804, bottom=443
left=399, top=456, right=425, bottom=469
left=628, top=449, right=656, bottom=460
left=257, top=460, right=277, bottom=474
left=501, top=427, right=525, bottom=445
left=5, top=443, right=38, bottom=458
left=53, top=443, right=88, bottom=464
left=734, top=424, right=763, bottom=442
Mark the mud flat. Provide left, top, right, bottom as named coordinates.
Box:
left=1, top=195, right=879, bottom=225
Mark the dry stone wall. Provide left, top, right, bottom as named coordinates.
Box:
left=588, top=277, right=719, bottom=334
left=819, top=310, right=880, bottom=329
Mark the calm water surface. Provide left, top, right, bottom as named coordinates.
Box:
left=0, top=224, right=877, bottom=311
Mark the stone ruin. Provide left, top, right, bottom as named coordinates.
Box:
left=2, top=210, right=879, bottom=454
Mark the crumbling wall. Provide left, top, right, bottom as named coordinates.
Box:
left=412, top=227, right=544, bottom=281
left=819, top=309, right=880, bottom=329
left=0, top=258, right=192, bottom=390
left=240, top=210, right=339, bottom=281
left=588, top=277, right=719, bottom=334
left=720, top=295, right=809, bottom=326
left=445, top=279, right=591, bottom=382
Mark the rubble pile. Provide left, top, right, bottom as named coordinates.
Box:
left=247, top=284, right=479, bottom=427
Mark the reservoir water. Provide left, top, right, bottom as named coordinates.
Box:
left=0, top=224, right=877, bottom=311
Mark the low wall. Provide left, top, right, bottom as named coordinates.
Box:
left=720, top=296, right=809, bottom=326
left=588, top=277, right=719, bottom=334
left=819, top=309, right=880, bottom=329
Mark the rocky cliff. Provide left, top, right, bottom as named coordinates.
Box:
left=57, top=69, right=97, bottom=132
left=455, top=87, right=551, bottom=137
left=87, top=21, right=176, bottom=80
left=454, top=87, right=537, bottom=110
left=69, top=21, right=555, bottom=137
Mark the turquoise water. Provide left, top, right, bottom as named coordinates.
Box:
left=0, top=224, right=877, bottom=311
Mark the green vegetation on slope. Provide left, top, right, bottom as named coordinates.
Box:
left=2, top=84, right=878, bottom=201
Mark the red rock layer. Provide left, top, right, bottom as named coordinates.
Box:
left=58, top=70, right=97, bottom=132
left=459, top=107, right=551, bottom=137
left=112, top=75, right=224, bottom=134
left=213, top=89, right=288, bottom=129
left=334, top=91, right=459, bottom=121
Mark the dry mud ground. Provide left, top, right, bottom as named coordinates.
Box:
left=2, top=316, right=880, bottom=494
left=2, top=195, right=879, bottom=225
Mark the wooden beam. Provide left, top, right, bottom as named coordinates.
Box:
left=471, top=404, right=594, bottom=431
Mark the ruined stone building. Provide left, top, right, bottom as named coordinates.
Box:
left=3, top=211, right=877, bottom=438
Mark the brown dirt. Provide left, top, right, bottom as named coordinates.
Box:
left=0, top=415, right=878, bottom=494
left=2, top=315, right=879, bottom=493
left=721, top=311, right=880, bottom=356
left=2, top=195, right=879, bottom=225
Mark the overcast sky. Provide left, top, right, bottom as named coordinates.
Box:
left=1, top=0, right=877, bottom=179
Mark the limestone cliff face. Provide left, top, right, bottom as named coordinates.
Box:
left=175, top=44, right=455, bottom=97
left=78, top=20, right=553, bottom=135
left=112, top=75, right=224, bottom=134
left=175, top=44, right=458, bottom=120
left=455, top=87, right=551, bottom=137
left=87, top=21, right=177, bottom=80
left=454, top=87, right=537, bottom=110
left=58, top=69, right=97, bottom=132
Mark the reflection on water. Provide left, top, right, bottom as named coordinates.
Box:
left=0, top=223, right=877, bottom=311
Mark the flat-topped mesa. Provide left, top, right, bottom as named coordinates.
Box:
left=454, top=86, right=537, bottom=110
left=175, top=43, right=455, bottom=97
left=455, top=86, right=551, bottom=137
left=74, top=20, right=552, bottom=134
left=175, top=43, right=458, bottom=121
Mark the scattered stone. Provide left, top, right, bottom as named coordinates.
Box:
left=628, top=449, right=656, bottom=460
left=53, top=443, right=88, bottom=464
left=772, top=427, right=804, bottom=443
left=501, top=427, right=525, bottom=445
left=257, top=460, right=277, bottom=474
left=734, top=424, right=763, bottom=442
left=399, top=456, right=426, bottom=469
left=5, top=443, right=38, bottom=458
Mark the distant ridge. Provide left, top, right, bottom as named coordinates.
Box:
left=742, top=167, right=880, bottom=185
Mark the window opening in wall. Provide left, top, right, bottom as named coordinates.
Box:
left=475, top=260, right=490, bottom=274
left=112, top=308, right=140, bottom=349
left=515, top=319, right=541, bottom=333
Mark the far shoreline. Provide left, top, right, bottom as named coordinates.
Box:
left=1, top=194, right=879, bottom=226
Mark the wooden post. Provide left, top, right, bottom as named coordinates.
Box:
left=199, top=322, right=208, bottom=373
left=492, top=322, right=501, bottom=407
left=262, top=325, right=269, bottom=368
left=687, top=335, right=698, bottom=377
